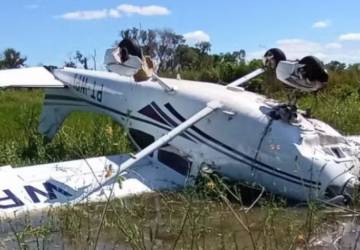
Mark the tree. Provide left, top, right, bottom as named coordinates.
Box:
left=220, top=52, right=238, bottom=64
left=63, top=51, right=89, bottom=69
left=326, top=60, right=346, bottom=71
left=74, top=51, right=88, bottom=69
left=118, top=28, right=185, bottom=71
left=139, top=29, right=157, bottom=57
left=347, top=63, right=360, bottom=71
left=195, top=41, right=211, bottom=54
left=0, top=48, right=27, bottom=69
left=174, top=45, right=199, bottom=70
left=233, top=49, right=246, bottom=64
left=121, top=27, right=139, bottom=40
left=156, top=29, right=185, bottom=70
left=64, top=60, right=76, bottom=68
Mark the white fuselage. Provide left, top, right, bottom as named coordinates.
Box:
left=41, top=67, right=360, bottom=201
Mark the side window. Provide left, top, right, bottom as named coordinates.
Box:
left=129, top=129, right=155, bottom=149
left=158, top=150, right=191, bottom=176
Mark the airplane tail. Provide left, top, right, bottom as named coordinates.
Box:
left=39, top=88, right=90, bottom=140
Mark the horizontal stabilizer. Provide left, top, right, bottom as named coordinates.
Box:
left=0, top=67, right=64, bottom=89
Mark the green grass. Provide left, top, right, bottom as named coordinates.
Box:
left=3, top=186, right=344, bottom=250
left=298, top=92, right=360, bottom=135
left=0, top=89, right=132, bottom=166
left=0, top=90, right=42, bottom=141
left=1, top=76, right=360, bottom=249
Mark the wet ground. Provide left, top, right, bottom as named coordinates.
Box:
left=308, top=212, right=360, bottom=250
left=1, top=194, right=360, bottom=250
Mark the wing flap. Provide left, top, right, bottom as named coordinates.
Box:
left=0, top=67, right=64, bottom=89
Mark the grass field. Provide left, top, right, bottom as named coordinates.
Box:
left=1, top=84, right=360, bottom=249
left=0, top=89, right=132, bottom=167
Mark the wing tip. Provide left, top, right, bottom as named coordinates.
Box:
left=0, top=66, right=64, bottom=89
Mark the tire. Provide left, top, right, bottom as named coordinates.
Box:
left=299, top=56, right=328, bottom=83
left=263, top=48, right=286, bottom=69
left=118, top=38, right=143, bottom=59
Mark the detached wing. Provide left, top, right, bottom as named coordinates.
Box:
left=0, top=154, right=186, bottom=219
left=0, top=67, right=64, bottom=89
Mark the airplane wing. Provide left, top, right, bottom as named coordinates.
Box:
left=76, top=100, right=223, bottom=202
left=0, top=67, right=64, bottom=89
left=0, top=100, right=223, bottom=220
left=0, top=154, right=186, bottom=220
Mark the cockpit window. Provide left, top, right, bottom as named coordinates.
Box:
left=323, top=146, right=347, bottom=159
left=158, top=150, right=191, bottom=176
left=331, top=147, right=346, bottom=159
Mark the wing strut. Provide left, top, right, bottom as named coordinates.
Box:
left=121, top=100, right=222, bottom=171
left=227, top=68, right=265, bottom=88
left=75, top=100, right=223, bottom=202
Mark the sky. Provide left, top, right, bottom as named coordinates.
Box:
left=1, top=0, right=360, bottom=67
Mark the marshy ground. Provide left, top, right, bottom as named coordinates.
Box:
left=1, top=89, right=360, bottom=249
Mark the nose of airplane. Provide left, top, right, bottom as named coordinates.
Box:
left=341, top=178, right=360, bottom=204
left=325, top=177, right=360, bottom=204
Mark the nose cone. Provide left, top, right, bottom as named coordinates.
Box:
left=325, top=177, right=360, bottom=204
left=342, top=178, right=360, bottom=202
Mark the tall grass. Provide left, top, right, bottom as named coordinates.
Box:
left=1, top=67, right=360, bottom=249
left=2, top=178, right=334, bottom=249
left=0, top=89, right=132, bottom=167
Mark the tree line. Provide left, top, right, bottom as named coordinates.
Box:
left=1, top=27, right=359, bottom=94
left=115, top=28, right=360, bottom=98
left=0, top=48, right=26, bottom=69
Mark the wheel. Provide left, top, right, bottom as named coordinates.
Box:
left=118, top=38, right=143, bottom=59
left=263, top=48, right=286, bottom=69
left=299, top=56, right=328, bottom=83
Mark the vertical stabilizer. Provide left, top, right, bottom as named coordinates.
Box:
left=38, top=89, right=88, bottom=140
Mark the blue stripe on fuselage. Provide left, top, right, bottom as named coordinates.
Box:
left=44, top=95, right=320, bottom=189
left=163, top=103, right=321, bottom=188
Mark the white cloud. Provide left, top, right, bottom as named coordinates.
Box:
left=57, top=4, right=170, bottom=20
left=108, top=9, right=122, bottom=18
left=249, top=38, right=360, bottom=63
left=279, top=39, right=360, bottom=63
left=339, top=33, right=360, bottom=41
left=312, top=20, right=331, bottom=28
left=59, top=10, right=108, bottom=20
left=183, top=30, right=210, bottom=44
left=325, top=42, right=342, bottom=49
left=116, top=4, right=170, bottom=16
left=276, top=39, right=322, bottom=59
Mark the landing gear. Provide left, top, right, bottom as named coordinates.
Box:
left=227, top=48, right=328, bottom=93
left=263, top=48, right=287, bottom=70
left=264, top=48, right=330, bottom=92
left=299, top=56, right=328, bottom=84
left=276, top=55, right=328, bottom=92
left=118, top=38, right=143, bottom=62
left=227, top=48, right=330, bottom=124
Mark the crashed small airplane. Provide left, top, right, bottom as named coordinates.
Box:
left=0, top=38, right=359, bottom=218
